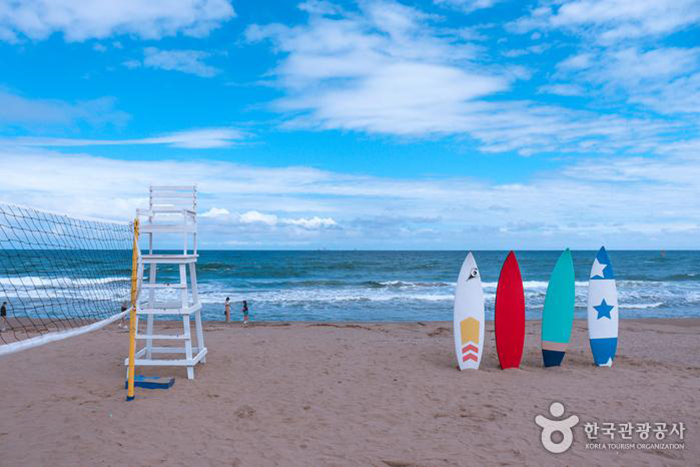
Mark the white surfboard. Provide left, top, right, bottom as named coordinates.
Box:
left=453, top=252, right=485, bottom=370
left=587, top=247, right=619, bottom=367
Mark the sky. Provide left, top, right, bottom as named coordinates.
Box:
left=0, top=0, right=699, bottom=249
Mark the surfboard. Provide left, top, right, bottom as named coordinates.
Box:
left=453, top=252, right=485, bottom=370
left=495, top=251, right=525, bottom=369
left=541, top=249, right=575, bottom=367
left=587, top=246, right=618, bottom=367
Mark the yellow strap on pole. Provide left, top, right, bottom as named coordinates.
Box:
left=126, top=218, right=140, bottom=401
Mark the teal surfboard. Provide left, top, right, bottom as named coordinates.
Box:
left=541, top=249, right=575, bottom=367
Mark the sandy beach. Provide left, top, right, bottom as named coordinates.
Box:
left=0, top=319, right=697, bottom=466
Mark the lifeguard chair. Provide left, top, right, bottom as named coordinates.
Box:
left=124, top=186, right=207, bottom=379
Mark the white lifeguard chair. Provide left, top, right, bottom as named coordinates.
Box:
left=125, top=185, right=207, bottom=379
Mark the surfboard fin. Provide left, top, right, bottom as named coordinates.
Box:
left=542, top=349, right=565, bottom=367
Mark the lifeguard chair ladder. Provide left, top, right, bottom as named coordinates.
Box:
left=124, top=185, right=207, bottom=379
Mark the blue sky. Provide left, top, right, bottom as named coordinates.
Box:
left=0, top=0, right=699, bottom=249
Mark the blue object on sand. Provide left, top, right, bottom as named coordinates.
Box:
left=124, top=375, right=175, bottom=390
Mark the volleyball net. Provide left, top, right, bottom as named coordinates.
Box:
left=0, top=203, right=136, bottom=355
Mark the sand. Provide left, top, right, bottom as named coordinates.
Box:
left=0, top=319, right=698, bottom=466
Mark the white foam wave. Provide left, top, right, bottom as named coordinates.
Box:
left=4, top=274, right=699, bottom=314
left=0, top=276, right=127, bottom=288
left=196, top=287, right=454, bottom=304
left=378, top=280, right=453, bottom=288
left=0, top=276, right=129, bottom=301
left=620, top=302, right=663, bottom=309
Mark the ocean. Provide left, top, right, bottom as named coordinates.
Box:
left=1, top=250, right=698, bottom=322
left=183, top=250, right=696, bottom=321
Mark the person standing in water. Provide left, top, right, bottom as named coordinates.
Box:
left=119, top=299, right=129, bottom=329
left=225, top=297, right=231, bottom=323
left=1, top=301, right=7, bottom=332
left=242, top=300, right=249, bottom=325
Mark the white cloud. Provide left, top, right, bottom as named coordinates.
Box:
left=247, top=0, right=692, bottom=156
left=126, top=47, right=221, bottom=78
left=200, top=207, right=230, bottom=218
left=239, top=210, right=278, bottom=226
left=605, top=48, right=700, bottom=113
left=247, top=1, right=511, bottom=137
left=236, top=211, right=336, bottom=229
left=138, top=128, right=245, bottom=148
left=0, top=0, right=236, bottom=42
left=509, top=1, right=700, bottom=116
left=537, top=83, right=585, bottom=96
left=557, top=52, right=594, bottom=70
left=555, top=47, right=700, bottom=114
left=0, top=89, right=129, bottom=128
left=452, top=26, right=489, bottom=41
left=434, top=0, right=501, bottom=13
left=501, top=43, right=550, bottom=57
left=122, top=59, right=141, bottom=69
left=0, top=148, right=699, bottom=248
left=298, top=1, right=344, bottom=15
left=283, top=216, right=337, bottom=229
left=3, top=127, right=246, bottom=149
left=509, top=0, right=700, bottom=44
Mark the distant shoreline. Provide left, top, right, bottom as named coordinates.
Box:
left=202, top=317, right=700, bottom=325
left=149, top=249, right=694, bottom=252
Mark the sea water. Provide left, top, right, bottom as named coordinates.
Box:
left=1, top=250, right=698, bottom=322
left=170, top=250, right=698, bottom=321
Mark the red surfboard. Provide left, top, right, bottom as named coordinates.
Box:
left=495, top=251, right=526, bottom=369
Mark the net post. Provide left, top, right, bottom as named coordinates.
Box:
left=126, top=218, right=140, bottom=401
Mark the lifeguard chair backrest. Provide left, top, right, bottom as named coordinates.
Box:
left=149, top=186, right=197, bottom=212
left=142, top=185, right=198, bottom=255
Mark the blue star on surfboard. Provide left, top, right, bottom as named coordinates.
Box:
left=590, top=247, right=614, bottom=280
left=594, top=299, right=614, bottom=320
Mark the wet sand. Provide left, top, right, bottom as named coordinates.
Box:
left=0, top=319, right=698, bottom=466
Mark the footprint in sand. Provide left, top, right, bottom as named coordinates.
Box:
left=235, top=405, right=256, bottom=419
